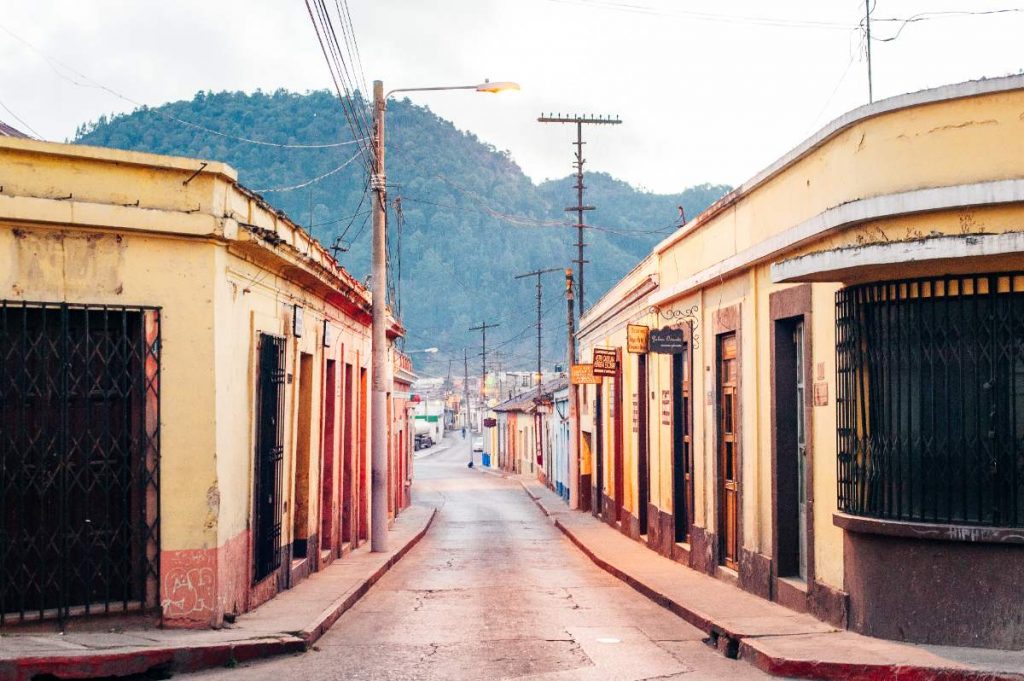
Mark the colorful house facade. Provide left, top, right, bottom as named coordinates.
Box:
left=575, top=75, right=1024, bottom=648
left=0, top=137, right=409, bottom=630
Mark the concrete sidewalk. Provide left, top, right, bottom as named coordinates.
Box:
left=514, top=475, right=1024, bottom=681
left=0, top=500, right=437, bottom=681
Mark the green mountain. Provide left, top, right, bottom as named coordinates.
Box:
left=74, top=90, right=729, bottom=376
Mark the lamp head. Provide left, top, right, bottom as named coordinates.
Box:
left=476, top=80, right=520, bottom=94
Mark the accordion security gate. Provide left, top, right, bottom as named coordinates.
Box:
left=0, top=301, right=160, bottom=625
left=836, top=274, right=1024, bottom=528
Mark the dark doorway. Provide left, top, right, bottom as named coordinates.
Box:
left=717, top=333, right=739, bottom=570
left=637, top=353, right=650, bottom=535
left=342, top=362, right=354, bottom=545
left=594, top=384, right=604, bottom=516
left=358, top=367, right=368, bottom=542
left=613, top=349, right=625, bottom=522
left=774, top=319, right=807, bottom=580
left=292, top=353, right=314, bottom=560
left=320, top=359, right=337, bottom=553
left=1, top=302, right=161, bottom=624
left=672, top=342, right=693, bottom=543
left=254, top=333, right=286, bottom=584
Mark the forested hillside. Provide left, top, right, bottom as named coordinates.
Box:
left=75, top=90, right=728, bottom=374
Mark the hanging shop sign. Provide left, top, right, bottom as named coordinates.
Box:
left=626, top=324, right=649, bottom=353
left=649, top=327, right=686, bottom=354
left=483, top=417, right=497, bottom=427
left=592, top=348, right=618, bottom=376
left=570, top=363, right=602, bottom=385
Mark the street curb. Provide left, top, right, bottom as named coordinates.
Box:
left=738, top=641, right=1024, bottom=681
left=529, top=487, right=1022, bottom=681
left=0, top=507, right=437, bottom=681
left=299, top=506, right=437, bottom=644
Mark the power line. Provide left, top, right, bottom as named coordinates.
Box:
left=251, top=149, right=362, bottom=193
left=548, top=0, right=854, bottom=30
left=0, top=22, right=365, bottom=149
left=0, top=96, right=41, bottom=138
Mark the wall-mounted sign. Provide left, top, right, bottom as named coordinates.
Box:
left=293, top=305, right=304, bottom=338
left=592, top=348, right=618, bottom=376
left=627, top=324, right=649, bottom=353
left=649, top=327, right=685, bottom=354
left=483, top=417, right=497, bottom=427
left=323, top=320, right=333, bottom=347
left=570, top=364, right=602, bottom=385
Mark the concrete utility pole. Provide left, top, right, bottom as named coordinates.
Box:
left=565, top=267, right=579, bottom=509
left=370, top=80, right=389, bottom=552
left=463, top=347, right=473, bottom=468
left=365, top=78, right=519, bottom=552
left=537, top=113, right=621, bottom=316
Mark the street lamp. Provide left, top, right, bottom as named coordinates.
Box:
left=405, top=347, right=439, bottom=354
left=369, top=78, right=518, bottom=552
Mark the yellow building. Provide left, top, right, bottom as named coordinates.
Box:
left=0, top=136, right=406, bottom=629
left=576, top=74, right=1024, bottom=648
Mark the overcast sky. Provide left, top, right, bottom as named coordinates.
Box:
left=1, top=1, right=1021, bottom=193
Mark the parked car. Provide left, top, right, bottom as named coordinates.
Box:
left=472, top=436, right=484, bottom=453
left=415, top=433, right=434, bottom=450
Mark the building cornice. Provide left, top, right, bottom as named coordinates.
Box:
left=649, top=178, right=1024, bottom=307
left=653, top=74, right=1024, bottom=257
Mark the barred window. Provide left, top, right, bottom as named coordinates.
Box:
left=836, top=274, right=1024, bottom=527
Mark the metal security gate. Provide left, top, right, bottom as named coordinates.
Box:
left=836, top=274, right=1024, bottom=527
left=253, top=334, right=285, bottom=584
left=0, top=301, right=160, bottom=626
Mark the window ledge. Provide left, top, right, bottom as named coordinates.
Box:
left=833, top=512, right=1024, bottom=545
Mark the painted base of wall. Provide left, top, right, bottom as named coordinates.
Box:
left=161, top=530, right=250, bottom=629
left=844, top=528, right=1024, bottom=648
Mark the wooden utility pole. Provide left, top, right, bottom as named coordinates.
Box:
left=469, top=320, right=500, bottom=401
left=464, top=347, right=472, bottom=467
left=537, top=113, right=621, bottom=316
left=565, top=267, right=579, bottom=509
left=515, top=268, right=562, bottom=399
left=516, top=267, right=561, bottom=475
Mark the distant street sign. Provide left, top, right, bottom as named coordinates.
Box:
left=592, top=348, right=618, bottom=376
left=627, top=324, right=649, bottom=353
left=649, top=327, right=686, bottom=354
left=570, top=364, right=602, bottom=385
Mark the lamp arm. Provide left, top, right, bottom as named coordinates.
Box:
left=385, top=85, right=478, bottom=100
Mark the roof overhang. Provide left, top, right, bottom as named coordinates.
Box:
left=772, top=231, right=1024, bottom=284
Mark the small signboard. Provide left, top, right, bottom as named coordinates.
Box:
left=592, top=348, right=618, bottom=376
left=649, top=327, right=686, bottom=354
left=570, top=363, right=602, bottom=385
left=483, top=417, right=497, bottom=427
left=627, top=324, right=649, bottom=354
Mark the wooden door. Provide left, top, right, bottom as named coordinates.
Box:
left=672, top=343, right=693, bottom=543
left=717, top=334, right=739, bottom=570
left=637, top=353, right=650, bottom=535
left=594, top=383, right=604, bottom=516
left=613, top=349, right=625, bottom=522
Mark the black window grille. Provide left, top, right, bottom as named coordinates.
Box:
left=836, top=274, right=1024, bottom=527
left=0, top=301, right=160, bottom=626
left=253, top=334, right=285, bottom=583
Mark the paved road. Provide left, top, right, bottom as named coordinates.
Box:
left=190, top=435, right=770, bottom=680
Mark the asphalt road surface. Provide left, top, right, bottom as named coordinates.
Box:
left=188, top=435, right=771, bottom=680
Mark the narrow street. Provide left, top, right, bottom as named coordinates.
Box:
left=187, top=435, right=770, bottom=680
